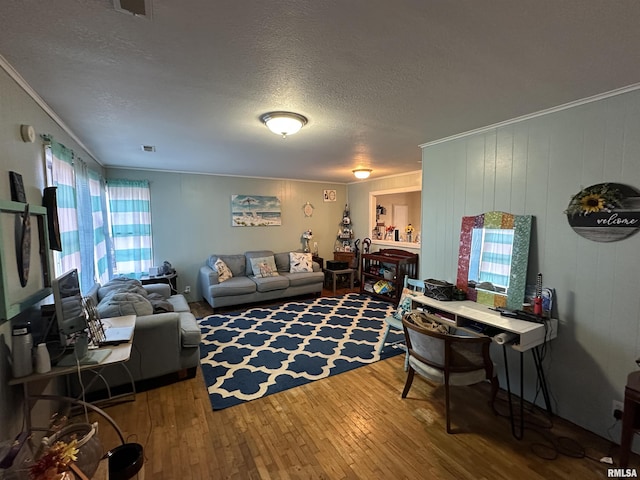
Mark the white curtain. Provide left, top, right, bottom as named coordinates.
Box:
left=89, top=171, right=111, bottom=284
left=107, top=179, right=153, bottom=278
left=50, top=142, right=81, bottom=277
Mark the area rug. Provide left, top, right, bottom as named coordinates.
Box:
left=198, top=293, right=403, bottom=410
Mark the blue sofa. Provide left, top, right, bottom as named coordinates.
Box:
left=199, top=250, right=325, bottom=310
left=81, top=280, right=201, bottom=389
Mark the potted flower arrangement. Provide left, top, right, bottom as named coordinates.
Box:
left=30, top=439, right=79, bottom=480
left=385, top=225, right=395, bottom=241
left=405, top=224, right=415, bottom=243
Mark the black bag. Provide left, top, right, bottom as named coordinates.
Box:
left=423, top=279, right=454, bottom=301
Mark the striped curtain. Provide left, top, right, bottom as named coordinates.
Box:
left=478, top=228, right=514, bottom=289
left=50, top=142, right=81, bottom=276
left=107, top=179, right=153, bottom=278
left=74, top=159, right=96, bottom=291
left=89, top=171, right=111, bottom=284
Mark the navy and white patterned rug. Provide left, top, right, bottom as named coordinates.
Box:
left=198, top=293, right=403, bottom=410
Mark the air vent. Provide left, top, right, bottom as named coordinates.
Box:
left=141, top=145, right=156, bottom=152
left=113, top=0, right=152, bottom=18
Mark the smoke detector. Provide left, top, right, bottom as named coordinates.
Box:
left=113, top=0, right=153, bottom=18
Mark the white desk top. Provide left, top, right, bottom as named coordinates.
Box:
left=8, top=315, right=135, bottom=386
left=409, top=295, right=557, bottom=351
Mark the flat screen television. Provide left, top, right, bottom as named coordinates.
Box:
left=51, top=269, right=110, bottom=366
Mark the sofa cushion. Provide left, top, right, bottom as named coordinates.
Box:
left=274, top=252, right=290, bottom=273
left=210, top=276, right=257, bottom=297
left=166, top=293, right=189, bottom=312
left=208, top=254, right=246, bottom=278
left=245, top=250, right=275, bottom=276
left=252, top=275, right=290, bottom=292
left=147, top=293, right=175, bottom=313
left=249, top=256, right=279, bottom=278
left=282, top=271, right=325, bottom=287
left=214, top=258, right=233, bottom=282
left=289, top=252, right=313, bottom=272
left=97, top=292, right=154, bottom=317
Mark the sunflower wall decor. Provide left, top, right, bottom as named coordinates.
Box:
left=565, top=182, right=640, bottom=242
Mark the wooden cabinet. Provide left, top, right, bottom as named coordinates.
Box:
left=360, top=249, right=418, bottom=304
left=333, top=251, right=356, bottom=269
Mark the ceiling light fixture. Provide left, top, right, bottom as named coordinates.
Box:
left=260, top=111, right=308, bottom=138
left=353, top=168, right=372, bottom=179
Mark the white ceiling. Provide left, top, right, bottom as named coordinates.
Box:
left=2, top=1, right=640, bottom=183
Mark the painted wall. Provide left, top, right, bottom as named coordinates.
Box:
left=105, top=169, right=347, bottom=300
left=0, top=66, right=104, bottom=441
left=420, top=89, right=640, bottom=442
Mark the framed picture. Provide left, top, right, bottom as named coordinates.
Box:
left=231, top=195, right=281, bottom=227
left=324, top=189, right=337, bottom=202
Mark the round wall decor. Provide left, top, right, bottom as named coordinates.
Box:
left=565, top=182, right=640, bottom=242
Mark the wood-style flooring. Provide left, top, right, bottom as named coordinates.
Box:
left=90, top=287, right=638, bottom=479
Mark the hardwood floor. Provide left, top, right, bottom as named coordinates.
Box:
left=90, top=289, right=637, bottom=479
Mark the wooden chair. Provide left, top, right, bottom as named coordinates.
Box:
left=377, top=276, right=424, bottom=370
left=401, top=311, right=499, bottom=433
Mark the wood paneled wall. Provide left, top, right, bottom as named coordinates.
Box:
left=420, top=89, right=640, bottom=443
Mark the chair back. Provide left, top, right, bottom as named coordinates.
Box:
left=403, top=275, right=425, bottom=292
left=402, top=312, right=494, bottom=377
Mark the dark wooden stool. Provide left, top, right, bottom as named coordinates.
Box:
left=620, top=371, right=640, bottom=467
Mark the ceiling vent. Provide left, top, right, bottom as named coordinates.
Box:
left=113, top=0, right=152, bottom=18
left=141, top=145, right=156, bottom=152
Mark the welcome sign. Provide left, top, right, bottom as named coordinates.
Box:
left=565, top=183, right=640, bottom=242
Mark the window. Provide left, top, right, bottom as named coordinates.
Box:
left=107, top=179, right=153, bottom=278
left=47, top=141, right=154, bottom=285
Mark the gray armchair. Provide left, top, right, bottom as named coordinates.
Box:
left=401, top=311, right=499, bottom=433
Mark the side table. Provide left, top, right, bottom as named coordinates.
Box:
left=312, top=255, right=324, bottom=270
left=325, top=268, right=355, bottom=294
left=140, top=272, right=178, bottom=293
left=620, top=371, right=640, bottom=467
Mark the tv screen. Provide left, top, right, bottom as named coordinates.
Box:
left=51, top=269, right=86, bottom=343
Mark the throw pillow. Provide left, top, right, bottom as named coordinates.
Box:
left=249, top=256, right=279, bottom=278
left=393, top=287, right=417, bottom=321
left=405, top=310, right=450, bottom=334
left=214, top=258, right=233, bottom=283
left=289, top=252, right=313, bottom=273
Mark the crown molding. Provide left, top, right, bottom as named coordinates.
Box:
left=420, top=83, right=640, bottom=149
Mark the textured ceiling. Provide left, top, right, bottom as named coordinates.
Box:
left=1, top=1, right=640, bottom=183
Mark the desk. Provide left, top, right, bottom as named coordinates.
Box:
left=409, top=295, right=558, bottom=438
left=9, top=315, right=136, bottom=432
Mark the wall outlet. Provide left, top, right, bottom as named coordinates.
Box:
left=612, top=400, right=624, bottom=420
left=184, top=285, right=191, bottom=294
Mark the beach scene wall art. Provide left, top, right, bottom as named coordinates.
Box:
left=231, top=195, right=282, bottom=227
